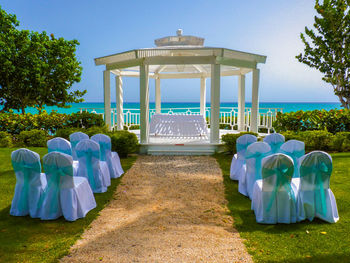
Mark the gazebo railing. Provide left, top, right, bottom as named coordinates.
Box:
left=79, top=107, right=282, bottom=133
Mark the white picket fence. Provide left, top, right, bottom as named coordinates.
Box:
left=80, top=107, right=282, bottom=133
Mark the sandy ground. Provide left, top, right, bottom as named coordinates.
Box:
left=61, top=155, right=252, bottom=263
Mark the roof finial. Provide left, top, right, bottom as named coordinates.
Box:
left=176, top=29, right=183, bottom=36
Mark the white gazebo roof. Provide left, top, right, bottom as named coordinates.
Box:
left=94, top=30, right=266, bottom=79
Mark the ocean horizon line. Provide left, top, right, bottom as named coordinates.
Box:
left=79, top=101, right=341, bottom=104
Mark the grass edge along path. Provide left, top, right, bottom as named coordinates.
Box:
left=0, top=147, right=137, bottom=263
left=214, top=152, right=350, bottom=263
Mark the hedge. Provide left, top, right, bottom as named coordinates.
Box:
left=0, top=111, right=104, bottom=134
left=222, top=130, right=350, bottom=154
left=273, top=109, right=350, bottom=134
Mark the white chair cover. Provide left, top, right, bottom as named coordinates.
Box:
left=280, top=140, right=305, bottom=178
left=251, top=153, right=298, bottom=224
left=239, top=142, right=271, bottom=198
left=47, top=137, right=79, bottom=175
left=10, top=148, right=47, bottom=218
left=263, top=133, right=285, bottom=153
left=91, top=134, right=124, bottom=178
left=296, top=151, right=339, bottom=223
left=230, top=134, right=257, bottom=180
left=75, top=139, right=110, bottom=193
left=40, top=152, right=96, bottom=221
left=70, top=132, right=89, bottom=161
left=47, top=137, right=72, bottom=155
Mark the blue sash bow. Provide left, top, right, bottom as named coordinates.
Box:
left=12, top=161, right=41, bottom=212
left=262, top=164, right=295, bottom=212
left=76, top=149, right=100, bottom=191
left=280, top=149, right=305, bottom=178
left=99, top=142, right=111, bottom=161
left=300, top=160, right=332, bottom=217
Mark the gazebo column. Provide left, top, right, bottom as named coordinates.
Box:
left=237, top=74, right=246, bottom=131
left=210, top=64, right=221, bottom=143
left=155, top=77, right=161, bottom=113
left=103, top=70, right=112, bottom=131
left=251, top=69, right=260, bottom=133
left=115, top=75, right=124, bottom=130
left=140, top=64, right=150, bottom=144
left=200, top=77, right=206, bottom=117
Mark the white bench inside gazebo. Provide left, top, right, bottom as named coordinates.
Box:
left=94, top=30, right=267, bottom=155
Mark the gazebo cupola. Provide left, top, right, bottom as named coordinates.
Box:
left=94, top=30, right=266, bottom=149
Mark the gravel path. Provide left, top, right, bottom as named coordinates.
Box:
left=61, top=156, right=252, bottom=263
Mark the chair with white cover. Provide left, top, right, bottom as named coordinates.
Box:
left=75, top=139, right=110, bottom=192
left=239, top=142, right=271, bottom=198
left=296, top=151, right=339, bottom=223
left=39, top=152, right=96, bottom=221
left=230, top=134, right=257, bottom=181
left=251, top=153, right=297, bottom=224
left=280, top=140, right=305, bottom=178
left=91, top=134, right=124, bottom=178
left=263, top=133, right=285, bottom=153
left=70, top=132, right=89, bottom=161
left=10, top=148, right=47, bottom=218
left=47, top=137, right=72, bottom=155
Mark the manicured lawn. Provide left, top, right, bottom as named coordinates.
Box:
left=214, top=152, right=350, bottom=263
left=0, top=147, right=137, bottom=263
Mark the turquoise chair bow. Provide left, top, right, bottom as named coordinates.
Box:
left=300, top=160, right=332, bottom=217
left=12, top=161, right=41, bottom=212
left=99, top=142, right=111, bottom=161
left=262, top=164, right=295, bottom=212
left=40, top=164, right=72, bottom=215
left=280, top=149, right=305, bottom=178
left=48, top=148, right=72, bottom=156
left=236, top=143, right=248, bottom=153
left=270, top=142, right=284, bottom=153
left=76, top=149, right=100, bottom=191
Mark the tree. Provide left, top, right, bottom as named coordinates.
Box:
left=0, top=6, right=85, bottom=114
left=296, top=0, right=350, bottom=109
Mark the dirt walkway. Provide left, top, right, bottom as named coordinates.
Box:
left=61, top=156, right=252, bottom=263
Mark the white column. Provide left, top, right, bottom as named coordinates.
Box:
left=200, top=77, right=206, bottom=117
left=140, top=64, right=150, bottom=144
left=210, top=64, right=220, bottom=143
left=237, top=74, right=246, bottom=131
left=155, top=77, right=161, bottom=113
left=251, top=69, right=260, bottom=133
left=103, top=70, right=112, bottom=131
left=116, top=75, right=124, bottom=130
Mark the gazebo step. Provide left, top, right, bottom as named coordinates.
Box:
left=148, top=149, right=215, bottom=155
left=142, top=143, right=221, bottom=155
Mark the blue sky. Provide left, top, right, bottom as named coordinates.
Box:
left=1, top=0, right=339, bottom=103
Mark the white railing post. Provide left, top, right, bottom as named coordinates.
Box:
left=200, top=77, right=206, bottom=117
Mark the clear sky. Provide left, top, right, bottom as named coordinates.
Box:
left=1, top=0, right=339, bottom=103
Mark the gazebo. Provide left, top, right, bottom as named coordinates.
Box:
left=94, top=30, right=266, bottom=154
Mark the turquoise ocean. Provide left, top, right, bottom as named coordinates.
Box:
left=16, top=102, right=342, bottom=115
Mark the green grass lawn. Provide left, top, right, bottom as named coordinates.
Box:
left=214, top=152, right=350, bottom=263
left=0, top=147, right=137, bottom=263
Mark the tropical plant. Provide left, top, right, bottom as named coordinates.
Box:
left=0, top=6, right=85, bottom=114
left=296, top=0, right=350, bottom=108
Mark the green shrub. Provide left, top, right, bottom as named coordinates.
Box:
left=0, top=131, right=12, bottom=147
left=110, top=130, right=139, bottom=158
left=17, top=129, right=48, bottom=147
left=55, top=127, right=82, bottom=140
left=333, top=132, right=350, bottom=152
left=85, top=126, right=109, bottom=137
left=221, top=132, right=258, bottom=154
left=273, top=109, right=350, bottom=133
left=301, top=130, right=334, bottom=151
left=0, top=111, right=105, bottom=135
left=66, top=112, right=105, bottom=128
